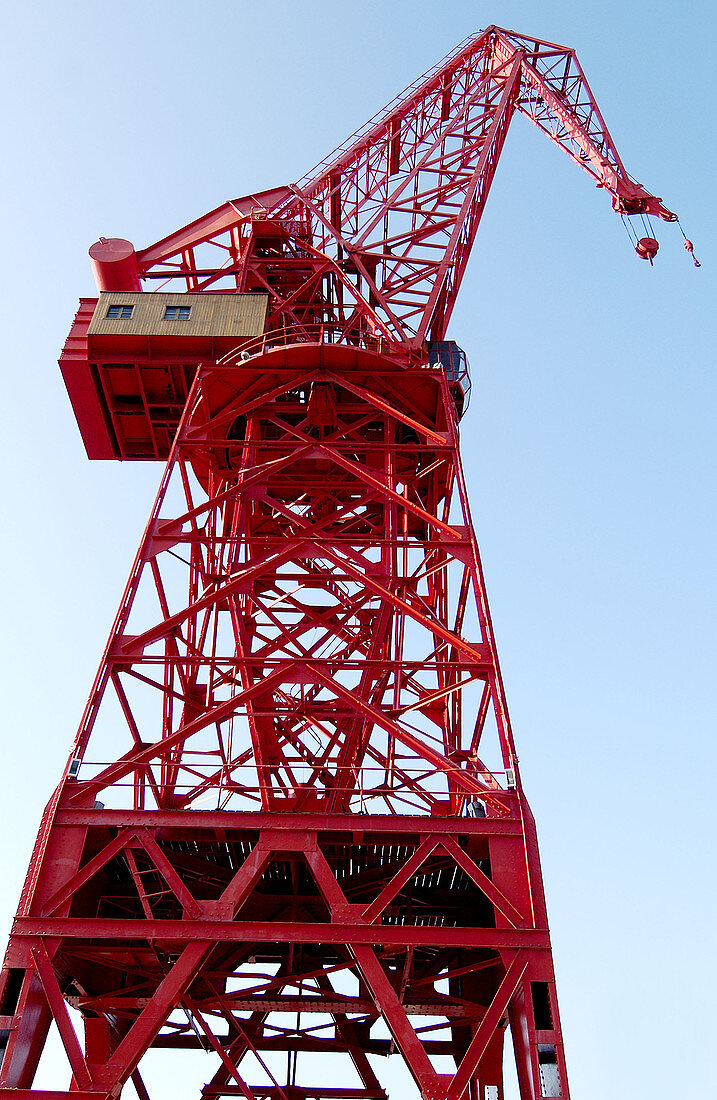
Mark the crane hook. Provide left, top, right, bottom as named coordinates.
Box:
left=676, top=219, right=701, bottom=267
left=684, top=238, right=701, bottom=267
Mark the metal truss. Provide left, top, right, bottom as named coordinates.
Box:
left=67, top=353, right=513, bottom=818
left=1, top=808, right=562, bottom=1100
left=134, top=26, right=673, bottom=345
left=1, top=343, right=568, bottom=1100
left=1, top=22, right=673, bottom=1100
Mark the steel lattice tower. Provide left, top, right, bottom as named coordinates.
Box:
left=0, top=26, right=674, bottom=1100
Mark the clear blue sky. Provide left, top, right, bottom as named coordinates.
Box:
left=1, top=2, right=715, bottom=1099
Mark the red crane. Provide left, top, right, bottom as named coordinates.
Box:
left=0, top=26, right=674, bottom=1100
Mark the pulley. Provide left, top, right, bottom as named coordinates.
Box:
left=635, top=237, right=659, bottom=263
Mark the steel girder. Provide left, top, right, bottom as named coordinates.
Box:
left=2, top=21, right=674, bottom=1100
left=1, top=344, right=568, bottom=1099
left=131, top=27, right=673, bottom=346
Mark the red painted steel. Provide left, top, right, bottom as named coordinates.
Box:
left=2, top=25, right=673, bottom=1100
left=88, top=239, right=141, bottom=292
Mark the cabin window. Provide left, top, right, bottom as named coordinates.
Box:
left=164, top=305, right=191, bottom=320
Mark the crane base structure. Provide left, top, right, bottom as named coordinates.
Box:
left=0, top=25, right=676, bottom=1100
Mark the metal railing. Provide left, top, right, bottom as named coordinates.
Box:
left=217, top=323, right=425, bottom=369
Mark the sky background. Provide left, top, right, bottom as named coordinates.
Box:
left=0, top=1, right=715, bottom=1098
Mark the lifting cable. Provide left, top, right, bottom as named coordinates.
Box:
left=621, top=213, right=639, bottom=247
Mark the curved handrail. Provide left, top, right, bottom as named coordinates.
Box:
left=217, top=323, right=426, bottom=369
